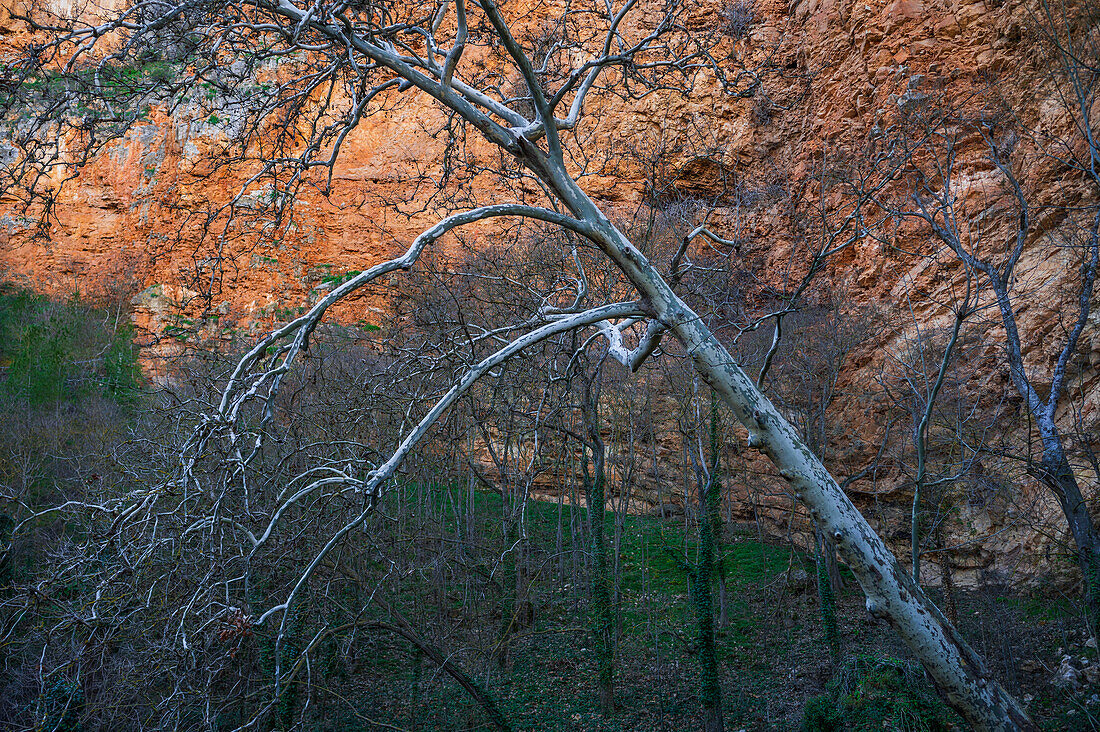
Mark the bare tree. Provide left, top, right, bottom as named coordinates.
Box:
left=865, top=0, right=1100, bottom=641
left=1, top=0, right=1039, bottom=727
left=765, top=298, right=871, bottom=659
left=874, top=275, right=1000, bottom=626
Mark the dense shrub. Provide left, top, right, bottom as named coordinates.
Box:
left=719, top=0, right=754, bottom=40
left=801, top=654, right=959, bottom=732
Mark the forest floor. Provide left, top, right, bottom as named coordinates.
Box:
left=315, top=489, right=1099, bottom=732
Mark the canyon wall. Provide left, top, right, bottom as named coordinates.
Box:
left=1, top=0, right=1098, bottom=588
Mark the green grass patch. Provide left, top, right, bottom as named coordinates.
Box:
left=999, top=594, right=1078, bottom=624
left=0, top=285, right=141, bottom=405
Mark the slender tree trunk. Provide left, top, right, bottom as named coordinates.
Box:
left=497, top=500, right=517, bottom=671
left=516, top=536, right=534, bottom=630
left=695, top=472, right=724, bottom=732
left=409, top=646, right=424, bottom=729
left=590, top=467, right=615, bottom=713
left=707, top=394, right=729, bottom=628
left=274, top=603, right=303, bottom=732
left=582, top=372, right=615, bottom=713
left=815, top=527, right=841, bottom=661
left=934, top=521, right=959, bottom=626
left=715, top=538, right=730, bottom=629
left=912, top=478, right=923, bottom=586
left=824, top=533, right=844, bottom=593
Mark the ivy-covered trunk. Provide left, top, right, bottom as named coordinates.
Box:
left=686, top=393, right=725, bottom=732
left=582, top=371, right=615, bottom=713
left=707, top=395, right=729, bottom=629
left=693, top=473, right=724, bottom=732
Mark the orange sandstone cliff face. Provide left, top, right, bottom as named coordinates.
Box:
left=1, top=0, right=1098, bottom=586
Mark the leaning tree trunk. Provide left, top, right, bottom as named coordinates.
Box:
left=535, top=166, right=1036, bottom=730
left=369, top=612, right=512, bottom=732
left=988, top=253, right=1100, bottom=648
left=656, top=267, right=1032, bottom=730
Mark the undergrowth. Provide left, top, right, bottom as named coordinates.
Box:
left=801, top=654, right=959, bottom=731
left=0, top=284, right=141, bottom=405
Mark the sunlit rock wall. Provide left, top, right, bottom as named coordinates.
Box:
left=1, top=0, right=1098, bottom=588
